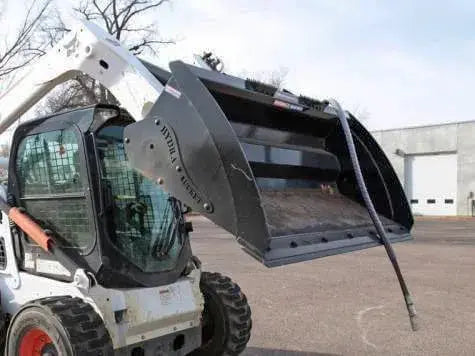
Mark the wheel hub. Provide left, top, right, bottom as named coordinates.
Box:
left=19, top=328, right=57, bottom=356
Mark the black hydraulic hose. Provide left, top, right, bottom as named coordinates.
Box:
left=329, top=99, right=419, bottom=331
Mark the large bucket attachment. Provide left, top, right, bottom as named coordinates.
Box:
left=124, top=61, right=413, bottom=267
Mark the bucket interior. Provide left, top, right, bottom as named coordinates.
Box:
left=210, top=90, right=405, bottom=240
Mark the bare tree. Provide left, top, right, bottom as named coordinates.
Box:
left=32, top=0, right=174, bottom=114
left=244, top=67, right=288, bottom=90
left=0, top=0, right=51, bottom=80
left=76, top=0, right=174, bottom=55
left=351, top=105, right=371, bottom=122
left=263, top=67, right=288, bottom=89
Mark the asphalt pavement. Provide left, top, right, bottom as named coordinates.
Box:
left=189, top=216, right=475, bottom=355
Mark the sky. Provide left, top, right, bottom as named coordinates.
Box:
left=2, top=0, right=475, bottom=132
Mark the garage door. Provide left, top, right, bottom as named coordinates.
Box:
left=405, top=153, right=457, bottom=216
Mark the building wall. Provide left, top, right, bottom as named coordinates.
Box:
left=372, top=121, right=475, bottom=215
left=456, top=122, right=475, bottom=215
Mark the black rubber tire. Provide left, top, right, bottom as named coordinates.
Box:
left=7, top=296, right=113, bottom=355
left=0, top=312, right=8, bottom=354
left=189, top=272, right=252, bottom=356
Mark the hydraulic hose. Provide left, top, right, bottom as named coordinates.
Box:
left=329, top=99, right=419, bottom=331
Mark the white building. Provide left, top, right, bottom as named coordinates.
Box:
left=372, top=121, right=475, bottom=216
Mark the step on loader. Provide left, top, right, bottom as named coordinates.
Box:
left=0, top=5, right=417, bottom=355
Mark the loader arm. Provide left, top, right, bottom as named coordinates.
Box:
left=0, top=17, right=163, bottom=133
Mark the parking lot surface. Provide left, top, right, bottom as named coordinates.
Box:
left=189, top=216, right=475, bottom=355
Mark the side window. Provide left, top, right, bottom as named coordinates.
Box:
left=16, top=129, right=93, bottom=251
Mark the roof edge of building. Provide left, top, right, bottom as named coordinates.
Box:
left=371, top=119, right=475, bottom=133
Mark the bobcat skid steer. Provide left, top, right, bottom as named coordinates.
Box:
left=0, top=8, right=416, bottom=356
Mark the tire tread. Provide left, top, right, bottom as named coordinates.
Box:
left=34, top=296, right=113, bottom=355
left=200, top=272, right=252, bottom=355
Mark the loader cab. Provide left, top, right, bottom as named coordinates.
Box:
left=7, top=105, right=192, bottom=288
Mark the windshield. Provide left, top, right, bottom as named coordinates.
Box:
left=95, top=122, right=184, bottom=272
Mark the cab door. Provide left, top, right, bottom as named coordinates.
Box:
left=10, top=120, right=96, bottom=280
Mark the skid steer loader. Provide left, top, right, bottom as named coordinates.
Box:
left=0, top=7, right=417, bottom=356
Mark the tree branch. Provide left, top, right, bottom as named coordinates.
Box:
left=0, top=0, right=52, bottom=78
left=120, top=0, right=168, bottom=33
left=128, top=38, right=175, bottom=55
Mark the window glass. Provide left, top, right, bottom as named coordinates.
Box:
left=16, top=128, right=93, bottom=251
left=17, top=130, right=82, bottom=196
left=22, top=199, right=91, bottom=249
left=96, top=124, right=183, bottom=272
